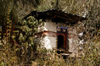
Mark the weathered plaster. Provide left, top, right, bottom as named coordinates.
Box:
left=37, top=20, right=84, bottom=57
left=38, top=20, right=69, bottom=50
left=41, top=36, right=57, bottom=50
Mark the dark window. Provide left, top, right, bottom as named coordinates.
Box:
left=57, top=35, right=64, bottom=49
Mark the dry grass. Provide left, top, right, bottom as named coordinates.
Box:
left=0, top=36, right=100, bottom=66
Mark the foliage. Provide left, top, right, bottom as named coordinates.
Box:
left=0, top=12, right=44, bottom=65
left=0, top=41, right=18, bottom=66
left=81, top=42, right=100, bottom=66
left=30, top=40, right=100, bottom=66
left=0, top=0, right=100, bottom=66
left=15, top=16, right=43, bottom=45
left=12, top=16, right=44, bottom=64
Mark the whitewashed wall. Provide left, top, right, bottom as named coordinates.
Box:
left=41, top=36, right=57, bottom=50
left=38, top=20, right=67, bottom=32
left=38, top=20, right=56, bottom=50
left=38, top=20, right=68, bottom=50
left=37, top=20, right=83, bottom=57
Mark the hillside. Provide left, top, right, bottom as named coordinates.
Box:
left=0, top=0, right=100, bottom=66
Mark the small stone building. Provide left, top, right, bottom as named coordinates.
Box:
left=24, top=9, right=86, bottom=57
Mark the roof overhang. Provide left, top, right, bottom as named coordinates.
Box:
left=24, top=9, right=87, bottom=24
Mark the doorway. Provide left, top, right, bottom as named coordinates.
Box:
left=57, top=27, right=68, bottom=50
left=57, top=35, right=64, bottom=49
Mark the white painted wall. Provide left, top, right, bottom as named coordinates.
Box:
left=39, top=20, right=57, bottom=50
left=41, top=36, right=57, bottom=50
left=38, top=20, right=68, bottom=50
left=43, top=21, right=57, bottom=32
left=38, top=20, right=67, bottom=32
left=38, top=20, right=57, bottom=32
left=38, top=20, right=82, bottom=57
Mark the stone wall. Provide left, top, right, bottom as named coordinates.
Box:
left=67, top=25, right=79, bottom=57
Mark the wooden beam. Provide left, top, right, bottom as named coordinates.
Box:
left=34, top=31, right=57, bottom=38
